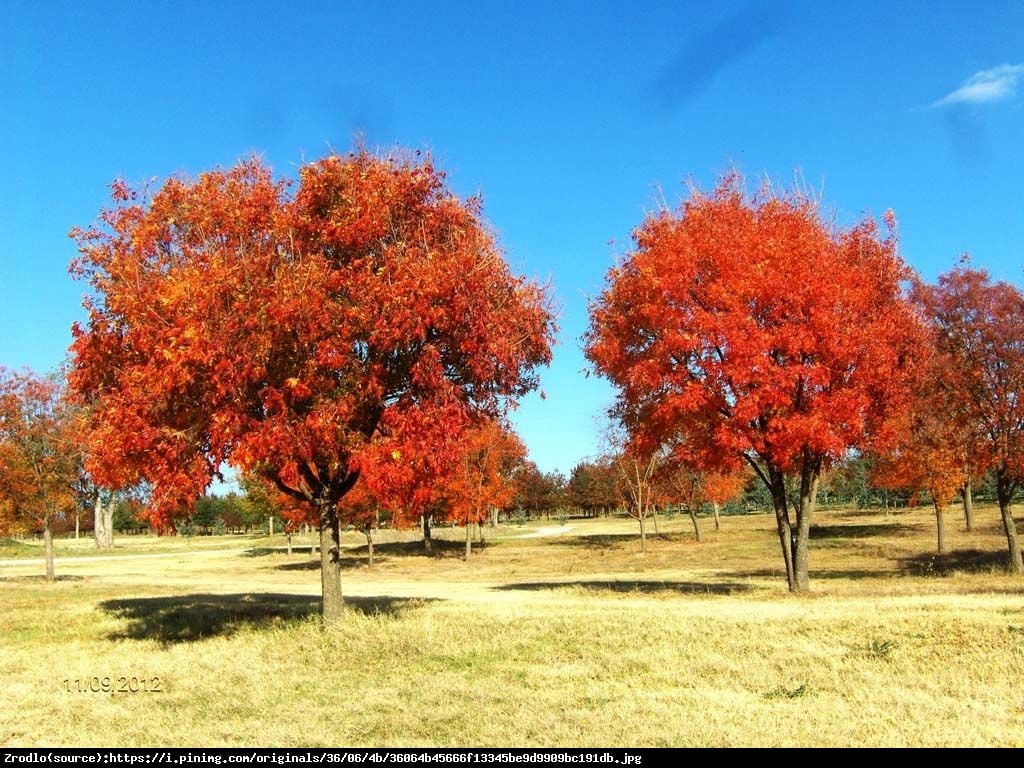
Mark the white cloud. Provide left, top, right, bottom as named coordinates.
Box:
left=931, top=64, right=1024, bottom=108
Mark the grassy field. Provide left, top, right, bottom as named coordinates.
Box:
left=2, top=504, right=1023, bottom=747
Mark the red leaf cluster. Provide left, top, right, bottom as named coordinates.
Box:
left=69, top=149, right=554, bottom=528
left=585, top=174, right=924, bottom=476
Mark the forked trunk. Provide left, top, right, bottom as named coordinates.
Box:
left=688, top=508, right=702, bottom=543
left=712, top=501, right=721, bottom=531
left=792, top=468, right=819, bottom=593
left=962, top=481, right=974, bottom=532
left=934, top=500, right=946, bottom=554
left=767, top=471, right=796, bottom=591
left=319, top=511, right=343, bottom=621
left=43, top=519, right=55, bottom=582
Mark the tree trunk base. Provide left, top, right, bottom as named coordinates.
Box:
left=43, top=523, right=55, bottom=582
left=320, top=518, right=343, bottom=621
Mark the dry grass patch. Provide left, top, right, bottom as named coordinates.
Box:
left=1, top=504, right=1023, bottom=746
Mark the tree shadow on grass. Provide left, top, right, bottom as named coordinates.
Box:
left=553, top=532, right=685, bottom=550
left=358, top=539, right=469, bottom=559
left=272, top=555, right=372, bottom=572
left=809, top=523, right=916, bottom=540
left=0, top=574, right=85, bottom=582
left=494, top=579, right=752, bottom=595
left=251, top=539, right=467, bottom=571
left=99, top=592, right=437, bottom=644
left=899, top=549, right=1013, bottom=576
left=732, top=568, right=883, bottom=581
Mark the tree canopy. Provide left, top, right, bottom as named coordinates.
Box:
left=69, top=148, right=555, bottom=617
left=585, top=173, right=924, bottom=590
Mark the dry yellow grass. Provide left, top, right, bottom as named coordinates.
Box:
left=2, top=504, right=1023, bottom=747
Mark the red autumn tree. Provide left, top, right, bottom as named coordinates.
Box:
left=869, top=357, right=966, bottom=554
left=916, top=266, right=1024, bottom=572
left=359, top=402, right=470, bottom=554
left=513, top=462, right=567, bottom=520
left=702, top=469, right=747, bottom=531
left=0, top=369, right=83, bottom=581
left=69, top=148, right=554, bottom=619
left=436, top=419, right=527, bottom=559
left=585, top=173, right=924, bottom=591
left=658, top=458, right=747, bottom=542
left=566, top=459, right=618, bottom=517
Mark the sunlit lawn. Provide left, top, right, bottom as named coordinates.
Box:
left=2, top=505, right=1023, bottom=747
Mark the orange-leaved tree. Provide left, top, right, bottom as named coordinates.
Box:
left=437, top=419, right=527, bottom=559
left=0, top=369, right=83, bottom=581
left=657, top=458, right=747, bottom=542
left=869, top=329, right=965, bottom=554
left=702, top=469, right=747, bottom=531
left=916, top=265, right=1024, bottom=572
left=69, top=148, right=554, bottom=619
left=585, top=173, right=924, bottom=591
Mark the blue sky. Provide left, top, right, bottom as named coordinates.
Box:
left=1, top=0, right=1022, bottom=479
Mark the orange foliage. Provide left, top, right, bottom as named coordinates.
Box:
left=69, top=149, right=554, bottom=532
left=585, top=173, right=924, bottom=589
left=0, top=369, right=82, bottom=535
left=436, top=420, right=527, bottom=525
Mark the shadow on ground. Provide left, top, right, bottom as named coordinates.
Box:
left=899, top=549, right=1013, bottom=576
left=494, top=579, right=752, bottom=595
left=810, top=523, right=916, bottom=540
left=553, top=532, right=688, bottom=550
left=0, top=574, right=85, bottom=582
left=734, top=568, right=888, bottom=581
left=100, top=592, right=437, bottom=643
left=248, top=539, right=468, bottom=571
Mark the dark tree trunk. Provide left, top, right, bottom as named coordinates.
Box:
left=934, top=500, right=946, bottom=554
left=687, top=507, right=702, bottom=542
left=43, top=518, right=55, bottom=582
left=996, top=471, right=1023, bottom=573
left=319, top=510, right=343, bottom=621
left=422, top=514, right=433, bottom=555
left=712, top=501, right=721, bottom=531
left=767, top=468, right=796, bottom=591
left=962, top=480, right=974, bottom=532
left=286, top=533, right=293, bottom=557
left=365, top=527, right=374, bottom=566
left=792, top=462, right=819, bottom=593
